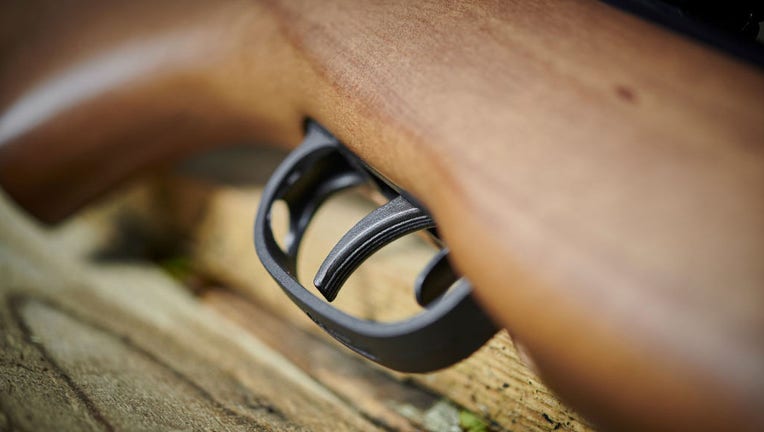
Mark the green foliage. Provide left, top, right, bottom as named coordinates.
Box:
left=159, top=256, right=193, bottom=281
left=459, top=409, right=488, bottom=432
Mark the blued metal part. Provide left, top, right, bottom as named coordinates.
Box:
left=254, top=121, right=499, bottom=372
left=415, top=248, right=458, bottom=307
left=314, top=196, right=435, bottom=302
left=600, top=0, right=764, bottom=68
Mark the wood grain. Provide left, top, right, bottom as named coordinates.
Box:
left=42, top=152, right=588, bottom=432
left=158, top=172, right=591, bottom=432
left=2, top=175, right=525, bottom=432
left=2, top=1, right=764, bottom=430
left=0, top=189, right=380, bottom=431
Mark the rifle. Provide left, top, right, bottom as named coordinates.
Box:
left=1, top=1, right=763, bottom=430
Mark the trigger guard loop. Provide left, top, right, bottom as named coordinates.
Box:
left=254, top=120, right=498, bottom=372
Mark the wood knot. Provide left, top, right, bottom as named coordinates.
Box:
left=614, top=85, right=638, bottom=104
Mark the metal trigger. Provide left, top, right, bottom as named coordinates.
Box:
left=313, top=196, right=435, bottom=302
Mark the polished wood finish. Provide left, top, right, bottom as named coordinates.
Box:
left=2, top=1, right=763, bottom=430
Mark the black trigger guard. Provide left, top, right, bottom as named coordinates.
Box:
left=254, top=120, right=498, bottom=372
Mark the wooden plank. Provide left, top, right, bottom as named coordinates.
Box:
left=5, top=177, right=507, bottom=432
left=0, top=190, right=380, bottom=432
left=150, top=163, right=592, bottom=432
left=27, top=159, right=591, bottom=431
left=204, top=289, right=471, bottom=432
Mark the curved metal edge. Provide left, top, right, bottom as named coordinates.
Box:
left=253, top=121, right=499, bottom=372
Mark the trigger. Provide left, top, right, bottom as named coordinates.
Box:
left=314, top=196, right=435, bottom=302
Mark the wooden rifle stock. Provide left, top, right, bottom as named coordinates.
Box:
left=2, top=1, right=763, bottom=430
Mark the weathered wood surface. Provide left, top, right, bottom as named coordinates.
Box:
left=1, top=174, right=535, bottom=432
left=0, top=188, right=383, bottom=431
left=145, top=147, right=592, bottom=432
left=0, top=143, right=593, bottom=432
left=182, top=190, right=590, bottom=432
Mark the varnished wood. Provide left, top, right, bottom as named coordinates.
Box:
left=2, top=1, right=764, bottom=430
